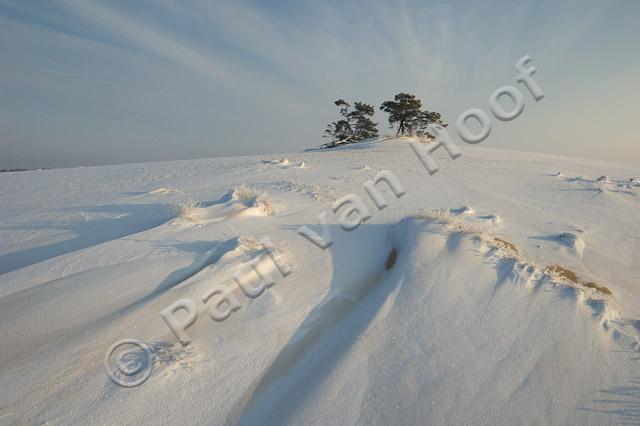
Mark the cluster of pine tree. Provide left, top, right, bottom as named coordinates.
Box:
left=322, top=100, right=379, bottom=148
left=322, top=93, right=446, bottom=148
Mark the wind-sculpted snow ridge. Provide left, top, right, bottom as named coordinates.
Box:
left=259, top=158, right=307, bottom=170
left=148, top=187, right=183, bottom=195
left=558, top=232, right=586, bottom=259
left=235, top=213, right=640, bottom=424
left=0, top=202, right=175, bottom=275
left=412, top=207, right=639, bottom=348
left=172, top=185, right=274, bottom=224
left=275, top=180, right=337, bottom=201
left=235, top=221, right=408, bottom=424
left=558, top=173, right=639, bottom=196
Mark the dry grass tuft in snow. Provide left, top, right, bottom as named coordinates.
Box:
left=171, top=198, right=200, bottom=221
left=414, top=208, right=493, bottom=236
left=415, top=207, right=613, bottom=298
left=237, top=235, right=265, bottom=259
left=232, top=183, right=259, bottom=203
left=414, top=207, right=455, bottom=223
left=255, top=192, right=273, bottom=215
left=232, top=184, right=274, bottom=215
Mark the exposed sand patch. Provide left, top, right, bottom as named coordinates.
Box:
left=494, top=237, right=518, bottom=253
left=546, top=265, right=612, bottom=296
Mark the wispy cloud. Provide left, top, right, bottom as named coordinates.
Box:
left=0, top=0, right=638, bottom=167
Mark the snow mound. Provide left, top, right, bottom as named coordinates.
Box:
left=559, top=232, right=586, bottom=258
left=561, top=173, right=638, bottom=196
left=1, top=139, right=639, bottom=424
left=148, top=187, right=183, bottom=195
left=172, top=186, right=273, bottom=224
left=449, top=205, right=476, bottom=216
left=238, top=216, right=638, bottom=424
left=261, top=158, right=306, bottom=169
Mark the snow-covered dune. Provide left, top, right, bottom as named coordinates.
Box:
left=0, top=139, right=638, bottom=424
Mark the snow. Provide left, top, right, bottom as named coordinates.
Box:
left=0, top=138, right=639, bottom=424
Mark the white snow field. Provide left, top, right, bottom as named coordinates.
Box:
left=0, top=138, right=639, bottom=425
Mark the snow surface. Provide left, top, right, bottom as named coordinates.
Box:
left=0, top=138, right=639, bottom=425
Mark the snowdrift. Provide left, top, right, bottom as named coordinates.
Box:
left=0, top=138, right=638, bottom=424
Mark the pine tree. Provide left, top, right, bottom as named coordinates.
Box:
left=410, top=110, right=447, bottom=141
left=380, top=93, right=447, bottom=140
left=379, top=93, right=422, bottom=136
left=334, top=99, right=350, bottom=116
left=323, top=119, right=353, bottom=145
left=323, top=99, right=378, bottom=147
left=323, top=99, right=355, bottom=147
left=349, top=102, right=379, bottom=141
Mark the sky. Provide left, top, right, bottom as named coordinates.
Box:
left=0, top=0, right=638, bottom=169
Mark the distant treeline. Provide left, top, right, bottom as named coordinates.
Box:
left=0, top=168, right=30, bottom=173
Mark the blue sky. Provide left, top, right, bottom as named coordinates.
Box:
left=1, top=0, right=638, bottom=168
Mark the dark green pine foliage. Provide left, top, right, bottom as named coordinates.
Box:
left=349, top=102, right=379, bottom=141
left=410, top=110, right=448, bottom=141
left=323, top=99, right=355, bottom=147
left=380, top=93, right=447, bottom=139
left=323, top=99, right=378, bottom=148
left=379, top=93, right=422, bottom=136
